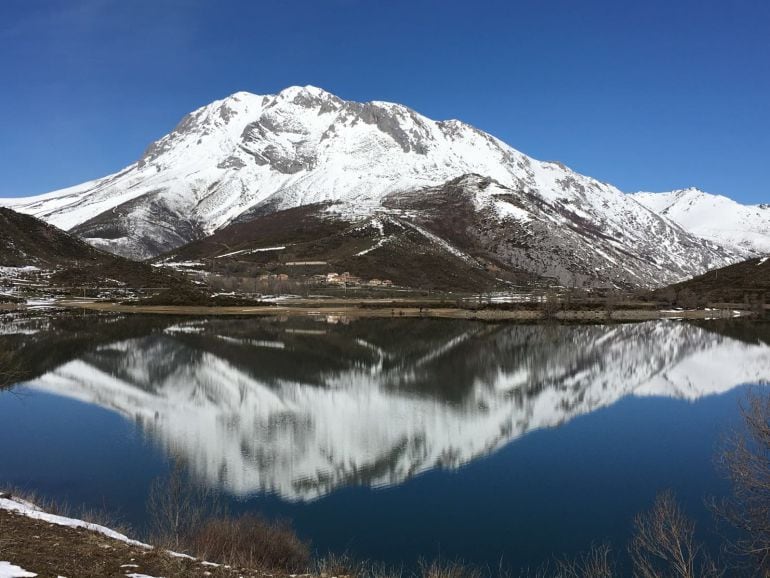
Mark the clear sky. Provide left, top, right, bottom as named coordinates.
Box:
left=1, top=0, right=768, bottom=203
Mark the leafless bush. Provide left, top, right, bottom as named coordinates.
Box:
left=185, top=513, right=311, bottom=572
left=419, top=559, right=484, bottom=578
left=630, top=491, right=719, bottom=578
left=146, top=460, right=222, bottom=550
left=542, top=290, right=561, bottom=319
left=554, top=543, right=615, bottom=578
left=146, top=462, right=312, bottom=572
left=520, top=543, right=615, bottom=578
left=676, top=289, right=700, bottom=310
left=604, top=291, right=620, bottom=319
left=713, top=391, right=770, bottom=573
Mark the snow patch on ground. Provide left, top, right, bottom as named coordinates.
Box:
left=0, top=562, right=36, bottom=578
left=0, top=497, right=149, bottom=549
left=0, top=266, right=40, bottom=276
left=399, top=220, right=478, bottom=265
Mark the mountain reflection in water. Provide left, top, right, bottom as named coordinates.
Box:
left=8, top=314, right=770, bottom=501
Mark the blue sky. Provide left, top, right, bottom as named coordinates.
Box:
left=1, top=0, right=768, bottom=203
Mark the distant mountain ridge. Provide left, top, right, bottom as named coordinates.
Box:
left=633, top=187, right=770, bottom=256
left=0, top=86, right=752, bottom=287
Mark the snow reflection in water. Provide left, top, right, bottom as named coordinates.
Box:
left=15, top=316, right=770, bottom=501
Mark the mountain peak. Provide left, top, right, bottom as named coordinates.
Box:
left=277, top=84, right=332, bottom=98
left=675, top=187, right=705, bottom=194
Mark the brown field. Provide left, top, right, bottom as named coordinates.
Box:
left=50, top=298, right=751, bottom=321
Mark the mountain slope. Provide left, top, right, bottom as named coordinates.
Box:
left=381, top=175, right=734, bottom=288
left=0, top=86, right=740, bottom=286
left=160, top=201, right=535, bottom=292
left=656, top=255, right=770, bottom=304
left=161, top=173, right=737, bottom=289
left=633, top=188, right=770, bottom=255
left=0, top=207, right=187, bottom=289
left=0, top=207, right=107, bottom=268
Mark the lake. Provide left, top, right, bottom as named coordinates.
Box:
left=1, top=312, right=768, bottom=570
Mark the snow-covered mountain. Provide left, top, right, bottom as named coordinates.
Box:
left=24, top=317, right=770, bottom=501
left=633, top=188, right=770, bottom=256
left=0, top=86, right=741, bottom=286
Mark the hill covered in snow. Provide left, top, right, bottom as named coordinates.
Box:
left=633, top=188, right=770, bottom=256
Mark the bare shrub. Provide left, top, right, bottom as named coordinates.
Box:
left=146, top=460, right=222, bottom=550
left=521, top=543, right=615, bottom=578
left=604, top=291, right=620, bottom=320
left=713, top=391, right=770, bottom=573
left=630, top=491, right=718, bottom=578
left=676, top=289, right=699, bottom=310
left=419, top=559, right=484, bottom=578
left=554, top=543, right=615, bottom=577
left=542, top=290, right=561, bottom=319
left=185, top=513, right=311, bottom=572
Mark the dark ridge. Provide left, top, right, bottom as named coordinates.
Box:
left=0, top=207, right=190, bottom=289
left=654, top=255, right=770, bottom=304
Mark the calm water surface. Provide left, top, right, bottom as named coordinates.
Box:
left=1, top=313, right=769, bottom=570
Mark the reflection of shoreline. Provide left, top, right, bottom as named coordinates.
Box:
left=24, top=319, right=770, bottom=502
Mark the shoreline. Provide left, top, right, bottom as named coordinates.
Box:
left=1, top=299, right=751, bottom=321
left=0, top=494, right=266, bottom=578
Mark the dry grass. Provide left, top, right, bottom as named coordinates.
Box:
left=145, top=462, right=310, bottom=573
left=185, top=513, right=311, bottom=572
left=0, top=486, right=132, bottom=536
left=0, top=507, right=267, bottom=577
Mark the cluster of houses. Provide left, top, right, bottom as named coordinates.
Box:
left=255, top=271, right=393, bottom=288
left=317, top=272, right=393, bottom=287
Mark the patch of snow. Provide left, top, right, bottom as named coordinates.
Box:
left=399, top=220, right=478, bottom=265
left=0, top=266, right=40, bottom=276
left=0, top=497, right=149, bottom=549
left=246, top=245, right=286, bottom=253
left=355, top=236, right=388, bottom=256
left=0, top=562, right=36, bottom=578
left=152, top=261, right=205, bottom=269
left=216, top=336, right=285, bottom=349
left=166, top=551, right=195, bottom=560
left=164, top=322, right=207, bottom=335
left=24, top=299, right=57, bottom=310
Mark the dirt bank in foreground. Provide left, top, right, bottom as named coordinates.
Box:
left=0, top=495, right=271, bottom=578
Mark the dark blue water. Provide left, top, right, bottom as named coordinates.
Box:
left=0, top=313, right=767, bottom=570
